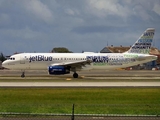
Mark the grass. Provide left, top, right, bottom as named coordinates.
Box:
left=0, top=88, right=160, bottom=115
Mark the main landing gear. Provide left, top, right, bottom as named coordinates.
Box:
left=21, top=71, right=25, bottom=78
left=73, top=72, right=78, bottom=78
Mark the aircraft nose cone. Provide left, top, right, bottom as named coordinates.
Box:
left=2, top=61, right=9, bottom=69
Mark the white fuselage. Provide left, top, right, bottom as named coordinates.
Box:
left=2, top=52, right=157, bottom=71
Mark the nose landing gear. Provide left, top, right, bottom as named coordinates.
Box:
left=21, top=72, right=25, bottom=78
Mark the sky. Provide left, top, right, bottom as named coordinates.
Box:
left=0, top=0, right=160, bottom=55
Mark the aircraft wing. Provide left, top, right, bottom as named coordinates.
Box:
left=50, top=60, right=92, bottom=69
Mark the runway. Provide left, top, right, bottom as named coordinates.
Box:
left=1, top=69, right=160, bottom=77
left=0, top=70, right=160, bottom=87
left=0, top=82, right=160, bottom=87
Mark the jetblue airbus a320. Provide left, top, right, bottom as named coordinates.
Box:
left=2, top=28, right=157, bottom=78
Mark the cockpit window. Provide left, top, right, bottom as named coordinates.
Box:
left=8, top=57, right=15, bottom=60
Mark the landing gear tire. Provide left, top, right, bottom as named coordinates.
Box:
left=73, top=73, right=78, bottom=78
left=21, top=72, right=25, bottom=78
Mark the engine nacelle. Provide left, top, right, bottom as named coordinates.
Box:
left=48, top=66, right=70, bottom=75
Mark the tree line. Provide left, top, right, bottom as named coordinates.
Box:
left=0, top=53, right=6, bottom=62
left=51, top=47, right=72, bottom=53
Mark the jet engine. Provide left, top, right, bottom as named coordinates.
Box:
left=48, top=66, right=70, bottom=75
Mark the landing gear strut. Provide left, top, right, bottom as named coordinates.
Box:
left=21, top=72, right=25, bottom=78
left=73, top=72, right=78, bottom=78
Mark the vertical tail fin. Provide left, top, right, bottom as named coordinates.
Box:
left=127, top=28, right=155, bottom=54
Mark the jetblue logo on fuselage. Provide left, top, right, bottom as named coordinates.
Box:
left=29, top=55, right=52, bottom=62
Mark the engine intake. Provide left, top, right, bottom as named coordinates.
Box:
left=48, top=66, right=70, bottom=75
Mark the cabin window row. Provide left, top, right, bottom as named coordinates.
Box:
left=53, top=58, right=87, bottom=60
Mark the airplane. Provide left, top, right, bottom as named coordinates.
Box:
left=2, top=28, right=157, bottom=78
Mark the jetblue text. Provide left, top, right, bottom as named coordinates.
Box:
left=29, top=55, right=52, bottom=62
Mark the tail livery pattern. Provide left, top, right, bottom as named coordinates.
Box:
left=127, top=28, right=155, bottom=54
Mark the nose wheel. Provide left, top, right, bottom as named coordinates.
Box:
left=21, top=72, right=25, bottom=78
left=73, top=72, right=78, bottom=78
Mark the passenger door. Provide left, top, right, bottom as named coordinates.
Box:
left=20, top=55, right=25, bottom=64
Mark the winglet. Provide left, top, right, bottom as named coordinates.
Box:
left=127, top=28, right=155, bottom=54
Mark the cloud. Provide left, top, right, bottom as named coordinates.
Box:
left=65, top=9, right=75, bottom=16
left=23, top=0, right=54, bottom=24
left=153, top=4, right=160, bottom=16
left=86, top=0, right=131, bottom=18
left=133, top=4, right=152, bottom=21
left=0, top=27, right=48, bottom=40
left=0, top=0, right=160, bottom=55
left=0, top=13, right=10, bottom=26
left=72, top=26, right=133, bottom=34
